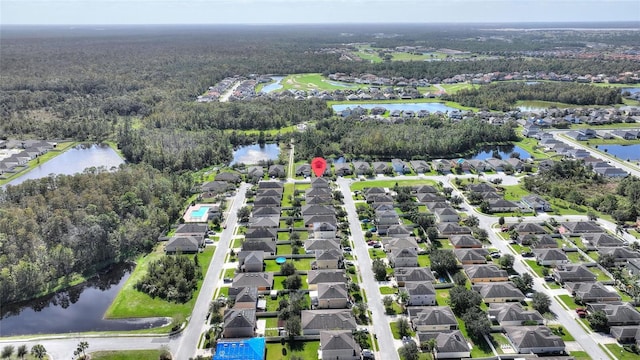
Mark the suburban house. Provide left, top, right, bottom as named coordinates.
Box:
left=534, top=248, right=570, bottom=266
left=352, top=161, right=372, bottom=176
left=529, top=234, right=559, bottom=249
left=295, top=164, right=312, bottom=177
left=394, top=267, right=436, bottom=287
left=165, top=236, right=200, bottom=253
left=312, top=222, right=338, bottom=239
left=372, top=162, right=391, bottom=174
left=313, top=282, right=349, bottom=309
left=514, top=222, right=547, bottom=236
left=215, top=172, right=242, bottom=183
left=386, top=224, right=413, bottom=238
left=454, top=248, right=489, bottom=264
left=247, top=166, right=264, bottom=181
left=334, top=163, right=352, bottom=176
left=301, top=309, right=357, bottom=335
left=305, top=238, right=341, bottom=252
left=241, top=239, right=277, bottom=255
left=434, top=207, right=460, bottom=223
left=488, top=303, right=543, bottom=326
left=504, top=326, right=566, bottom=354
left=610, top=326, right=640, bottom=345
left=598, top=247, right=640, bottom=264
left=581, top=233, right=626, bottom=249
left=450, top=235, right=483, bottom=249
left=319, top=330, right=361, bottom=360
left=558, top=221, right=603, bottom=235
left=232, top=287, right=259, bottom=309
left=487, top=199, right=521, bottom=213
left=408, top=306, right=458, bottom=331
left=586, top=303, right=640, bottom=326
left=437, top=223, right=472, bottom=237
left=222, top=308, right=256, bottom=338
left=391, top=159, right=411, bottom=174
left=387, top=247, right=419, bottom=268
left=382, top=237, right=419, bottom=252
left=416, top=331, right=471, bottom=359
left=565, top=282, right=621, bottom=303
left=403, top=282, right=437, bottom=306
left=244, top=227, right=278, bottom=241
left=175, top=223, right=208, bottom=244
left=313, top=249, right=343, bottom=269
left=410, top=160, right=430, bottom=174
left=307, top=269, right=349, bottom=290
left=464, top=264, right=509, bottom=284
left=238, top=251, right=264, bottom=272
left=232, top=272, right=273, bottom=291
left=473, top=282, right=525, bottom=303
left=553, top=265, right=597, bottom=284
left=268, top=164, right=286, bottom=178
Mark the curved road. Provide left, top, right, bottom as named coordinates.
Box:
left=1, top=184, right=249, bottom=360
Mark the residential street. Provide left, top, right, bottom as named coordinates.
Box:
left=337, top=177, right=400, bottom=360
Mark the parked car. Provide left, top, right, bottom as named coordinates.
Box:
left=521, top=251, right=534, bottom=258
left=367, top=241, right=377, bottom=246
left=373, top=243, right=382, bottom=248
left=343, top=247, right=352, bottom=252
left=576, top=308, right=588, bottom=318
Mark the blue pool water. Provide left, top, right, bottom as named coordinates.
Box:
left=275, top=257, right=286, bottom=264
left=191, top=206, right=210, bottom=218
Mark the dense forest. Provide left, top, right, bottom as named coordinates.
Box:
left=293, top=117, right=518, bottom=160
left=0, top=165, right=192, bottom=303
left=443, top=82, right=623, bottom=111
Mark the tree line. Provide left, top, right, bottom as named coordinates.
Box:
left=293, top=117, right=519, bottom=160
left=443, top=82, right=623, bottom=111
left=0, top=165, right=192, bottom=303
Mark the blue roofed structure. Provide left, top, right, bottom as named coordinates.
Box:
left=213, top=338, right=266, bottom=360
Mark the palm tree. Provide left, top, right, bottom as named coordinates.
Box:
left=17, top=345, right=28, bottom=359
left=31, top=345, right=47, bottom=360
left=398, top=290, right=410, bottom=313
left=77, top=341, right=89, bottom=359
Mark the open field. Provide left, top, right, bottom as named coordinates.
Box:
left=350, top=179, right=436, bottom=191
left=90, top=350, right=164, bottom=360
left=265, top=341, right=319, bottom=360
left=279, top=73, right=366, bottom=92
left=105, top=246, right=214, bottom=320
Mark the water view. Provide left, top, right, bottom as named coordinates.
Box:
left=332, top=102, right=458, bottom=113
left=259, top=76, right=285, bottom=93
left=0, top=264, right=169, bottom=336
left=467, top=145, right=531, bottom=160
left=5, top=144, right=124, bottom=187
left=622, top=87, right=640, bottom=95
left=596, top=144, right=640, bottom=161
left=230, top=143, right=280, bottom=165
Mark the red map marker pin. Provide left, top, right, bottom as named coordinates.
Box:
left=311, top=157, right=327, bottom=178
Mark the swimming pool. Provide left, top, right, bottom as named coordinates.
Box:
left=191, top=206, right=210, bottom=219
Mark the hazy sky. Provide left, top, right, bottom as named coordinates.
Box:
left=2, top=0, right=639, bottom=25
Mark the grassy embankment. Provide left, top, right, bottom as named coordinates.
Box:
left=105, top=245, right=214, bottom=323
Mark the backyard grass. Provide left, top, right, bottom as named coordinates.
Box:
left=282, top=183, right=294, bottom=207
left=490, top=333, right=512, bottom=354
left=589, top=267, right=612, bottom=282
left=501, top=184, right=531, bottom=201
left=350, top=179, right=436, bottom=191
left=566, top=251, right=586, bottom=263
left=265, top=317, right=279, bottom=329
left=276, top=244, right=292, bottom=255
left=273, top=275, right=308, bottom=290
left=90, top=350, right=164, bottom=360
left=514, top=137, right=551, bottom=160
left=105, top=246, right=214, bottom=320
left=417, top=254, right=431, bottom=267
left=549, top=325, right=576, bottom=341
left=436, top=289, right=450, bottom=306
left=265, top=341, right=320, bottom=360
left=457, top=318, right=494, bottom=358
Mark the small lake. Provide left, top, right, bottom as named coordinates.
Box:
left=467, top=145, right=531, bottom=160
left=260, top=76, right=285, bottom=94
left=5, top=144, right=124, bottom=188
left=0, top=264, right=168, bottom=336
left=596, top=144, right=640, bottom=161
left=332, top=102, right=458, bottom=113
left=622, top=88, right=640, bottom=95
left=230, top=143, right=280, bottom=166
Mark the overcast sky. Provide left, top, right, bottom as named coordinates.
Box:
left=2, top=0, right=639, bottom=25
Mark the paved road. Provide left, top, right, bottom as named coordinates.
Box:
left=551, top=131, right=640, bottom=178
left=1, top=185, right=249, bottom=360
left=337, top=178, right=400, bottom=360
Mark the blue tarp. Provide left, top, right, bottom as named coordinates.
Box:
left=213, top=337, right=266, bottom=360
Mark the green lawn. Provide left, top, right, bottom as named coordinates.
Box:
left=277, top=244, right=292, bottom=255
left=350, top=179, right=436, bottom=191
left=266, top=341, right=320, bottom=360
left=514, top=137, right=551, bottom=160
left=524, top=260, right=547, bottom=277
left=589, top=267, right=612, bottom=282
left=557, top=294, right=579, bottom=310
left=273, top=275, right=308, bottom=290
left=90, top=350, right=164, bottom=360
left=570, top=351, right=592, bottom=360
left=439, top=83, right=479, bottom=94
left=390, top=321, right=415, bottom=339
left=223, top=268, right=236, bottom=279
left=279, top=73, right=366, bottom=92
left=436, top=289, right=450, bottom=306
left=380, top=286, right=397, bottom=295
left=605, top=343, right=640, bottom=360
left=457, top=318, right=494, bottom=358
left=549, top=325, right=576, bottom=341
left=501, top=184, right=531, bottom=201
left=566, top=251, right=586, bottom=263
left=417, top=254, right=431, bottom=267
left=105, top=246, right=214, bottom=320
left=265, top=317, right=279, bottom=329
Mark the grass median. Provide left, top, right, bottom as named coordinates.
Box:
left=105, top=245, right=214, bottom=320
